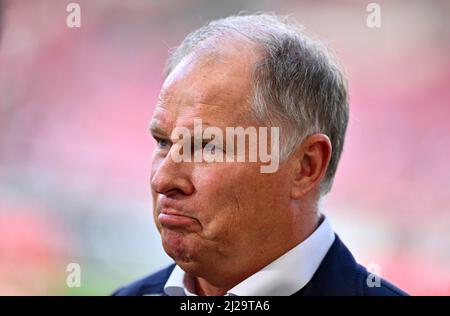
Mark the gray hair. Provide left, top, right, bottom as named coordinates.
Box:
left=164, top=13, right=349, bottom=195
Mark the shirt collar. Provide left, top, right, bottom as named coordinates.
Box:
left=164, top=215, right=335, bottom=296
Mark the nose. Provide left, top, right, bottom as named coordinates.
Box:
left=151, top=152, right=195, bottom=197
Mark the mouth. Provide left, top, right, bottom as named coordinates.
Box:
left=158, top=209, right=198, bottom=229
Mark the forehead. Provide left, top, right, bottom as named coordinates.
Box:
left=152, top=42, right=258, bottom=132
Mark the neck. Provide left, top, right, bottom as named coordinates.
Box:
left=194, top=277, right=228, bottom=296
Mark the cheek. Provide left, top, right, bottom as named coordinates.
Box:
left=150, top=157, right=162, bottom=230
left=150, top=155, right=161, bottom=183
left=196, top=164, right=289, bottom=231
left=192, top=164, right=246, bottom=210
left=191, top=165, right=261, bottom=233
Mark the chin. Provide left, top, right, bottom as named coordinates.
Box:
left=161, top=229, right=198, bottom=263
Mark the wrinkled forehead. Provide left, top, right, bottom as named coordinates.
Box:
left=152, top=44, right=258, bottom=133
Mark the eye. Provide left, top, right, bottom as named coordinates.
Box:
left=192, top=140, right=214, bottom=151
left=203, top=142, right=216, bottom=154
left=154, top=137, right=171, bottom=149
left=203, top=141, right=224, bottom=155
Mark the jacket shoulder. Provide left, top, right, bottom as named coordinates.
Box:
left=299, top=234, right=408, bottom=296
left=357, top=264, right=408, bottom=296
left=112, top=264, right=175, bottom=296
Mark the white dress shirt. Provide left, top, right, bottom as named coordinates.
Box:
left=164, top=215, right=335, bottom=296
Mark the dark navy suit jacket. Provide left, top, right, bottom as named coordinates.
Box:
left=113, top=234, right=408, bottom=296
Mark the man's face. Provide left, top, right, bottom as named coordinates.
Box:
left=149, top=44, right=295, bottom=284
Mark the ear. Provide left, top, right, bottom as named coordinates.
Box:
left=290, top=134, right=332, bottom=199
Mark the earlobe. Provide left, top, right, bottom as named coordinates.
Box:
left=290, top=134, right=332, bottom=200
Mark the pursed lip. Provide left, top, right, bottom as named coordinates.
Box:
left=160, top=208, right=194, bottom=218
left=157, top=198, right=198, bottom=228
left=158, top=209, right=198, bottom=228
left=158, top=197, right=195, bottom=217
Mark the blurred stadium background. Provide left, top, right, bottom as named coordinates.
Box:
left=0, top=0, right=449, bottom=295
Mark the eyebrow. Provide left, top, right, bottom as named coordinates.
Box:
left=149, top=120, right=219, bottom=138
left=149, top=121, right=169, bottom=137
